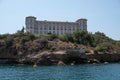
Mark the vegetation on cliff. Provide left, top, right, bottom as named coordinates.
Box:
left=0, top=29, right=120, bottom=58
left=49, top=30, right=120, bottom=54
left=0, top=29, right=120, bottom=65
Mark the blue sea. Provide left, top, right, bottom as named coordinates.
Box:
left=0, top=63, right=120, bottom=80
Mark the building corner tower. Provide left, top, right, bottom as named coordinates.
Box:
left=76, top=18, right=87, bottom=31
left=25, top=16, right=37, bottom=33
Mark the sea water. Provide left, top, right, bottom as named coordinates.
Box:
left=0, top=63, right=120, bottom=80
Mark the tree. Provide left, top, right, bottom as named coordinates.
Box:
left=72, top=30, right=94, bottom=46
left=93, top=31, right=114, bottom=47
left=21, top=26, right=25, bottom=33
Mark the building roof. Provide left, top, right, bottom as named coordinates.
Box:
left=36, top=20, right=77, bottom=24
left=26, top=16, right=87, bottom=23
left=26, top=16, right=36, bottom=19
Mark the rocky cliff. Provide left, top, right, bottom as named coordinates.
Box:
left=0, top=48, right=120, bottom=65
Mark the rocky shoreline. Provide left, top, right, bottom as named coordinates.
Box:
left=0, top=50, right=120, bottom=66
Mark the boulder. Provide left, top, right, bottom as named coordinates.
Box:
left=57, top=61, right=66, bottom=66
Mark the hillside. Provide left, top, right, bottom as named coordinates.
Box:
left=0, top=30, right=120, bottom=65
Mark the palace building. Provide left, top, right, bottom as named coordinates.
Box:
left=25, top=16, right=87, bottom=34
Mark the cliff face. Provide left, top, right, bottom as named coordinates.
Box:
left=18, top=50, right=88, bottom=65
left=87, top=53, right=120, bottom=63
left=0, top=47, right=18, bottom=64
left=0, top=46, right=120, bottom=65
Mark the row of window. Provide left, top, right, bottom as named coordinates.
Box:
left=38, top=26, right=77, bottom=30
left=38, top=31, right=74, bottom=34
left=28, top=29, right=83, bottom=34
left=28, top=29, right=75, bottom=34
left=37, top=22, right=77, bottom=26
left=28, top=26, right=83, bottom=32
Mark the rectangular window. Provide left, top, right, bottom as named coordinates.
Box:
left=53, top=31, right=55, bottom=34
left=73, top=27, right=75, bottom=30
left=65, top=26, right=67, bottom=30
left=61, top=26, right=63, bottom=30
left=57, top=31, right=59, bottom=34
left=53, top=26, right=55, bottom=30
left=40, top=27, right=42, bottom=30
left=44, top=31, right=46, bottom=34
left=57, top=26, right=59, bottom=30
left=30, top=30, right=32, bottom=32
left=34, top=30, right=38, bottom=34
left=44, top=26, right=47, bottom=30
left=40, top=31, right=42, bottom=34
left=49, top=26, right=51, bottom=30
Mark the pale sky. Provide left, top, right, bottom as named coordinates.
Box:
left=0, top=0, right=120, bottom=40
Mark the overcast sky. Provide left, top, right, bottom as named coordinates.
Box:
left=0, top=0, right=120, bottom=40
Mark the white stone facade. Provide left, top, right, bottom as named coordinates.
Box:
left=25, top=16, right=87, bottom=34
